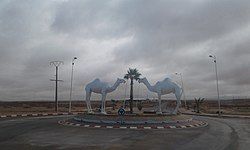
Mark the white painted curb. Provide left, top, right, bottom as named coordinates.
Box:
left=0, top=112, right=83, bottom=118
left=58, top=120, right=208, bottom=130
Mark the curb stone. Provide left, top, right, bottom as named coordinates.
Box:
left=182, top=112, right=250, bottom=119
left=58, top=120, right=208, bottom=130
left=0, top=112, right=83, bottom=118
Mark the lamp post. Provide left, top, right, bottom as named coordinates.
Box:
left=209, top=54, right=221, bottom=116
left=69, top=57, right=77, bottom=113
left=175, top=72, right=186, bottom=108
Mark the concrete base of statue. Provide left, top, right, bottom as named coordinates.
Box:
left=74, top=113, right=192, bottom=125
left=58, top=111, right=208, bottom=129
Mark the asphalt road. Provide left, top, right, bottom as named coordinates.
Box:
left=0, top=115, right=249, bottom=150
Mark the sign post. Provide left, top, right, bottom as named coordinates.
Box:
left=118, top=108, right=126, bottom=124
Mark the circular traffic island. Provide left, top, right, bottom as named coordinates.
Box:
left=59, top=113, right=207, bottom=130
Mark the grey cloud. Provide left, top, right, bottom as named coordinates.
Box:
left=0, top=0, right=250, bottom=101
left=114, top=0, right=250, bottom=62
left=51, top=0, right=129, bottom=39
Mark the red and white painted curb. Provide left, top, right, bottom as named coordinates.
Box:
left=183, top=112, right=250, bottom=119
left=58, top=120, right=208, bottom=130
left=0, top=112, right=83, bottom=118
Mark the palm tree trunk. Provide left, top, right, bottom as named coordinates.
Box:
left=197, top=104, right=199, bottom=113
left=130, top=79, right=133, bottom=113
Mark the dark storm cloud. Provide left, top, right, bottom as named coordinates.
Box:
left=51, top=0, right=130, bottom=39
left=112, top=0, right=250, bottom=98
left=113, top=0, right=250, bottom=58
left=0, top=0, right=250, bottom=101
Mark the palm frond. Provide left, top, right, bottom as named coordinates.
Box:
left=124, top=68, right=141, bottom=80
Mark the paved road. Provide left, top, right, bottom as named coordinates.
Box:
left=0, top=115, right=249, bottom=150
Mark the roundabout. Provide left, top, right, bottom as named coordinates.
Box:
left=58, top=113, right=207, bottom=130
left=0, top=114, right=249, bottom=150
left=73, top=72, right=202, bottom=130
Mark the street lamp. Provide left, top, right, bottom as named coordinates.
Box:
left=175, top=72, right=186, bottom=108
left=69, top=57, right=77, bottom=113
left=209, top=54, right=221, bottom=116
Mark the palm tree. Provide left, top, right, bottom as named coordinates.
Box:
left=124, top=68, right=141, bottom=113
left=194, top=97, right=205, bottom=113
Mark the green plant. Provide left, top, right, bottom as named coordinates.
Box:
left=194, top=97, right=205, bottom=113
left=124, top=68, right=141, bottom=114
left=137, top=101, right=143, bottom=111
left=111, top=99, right=116, bottom=110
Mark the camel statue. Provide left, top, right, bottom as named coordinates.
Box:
left=138, top=77, right=182, bottom=115
left=85, top=78, right=126, bottom=114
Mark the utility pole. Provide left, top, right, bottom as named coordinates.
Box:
left=50, top=61, right=63, bottom=112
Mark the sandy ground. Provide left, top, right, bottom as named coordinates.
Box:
left=0, top=100, right=249, bottom=115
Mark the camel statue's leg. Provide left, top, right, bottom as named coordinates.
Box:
left=156, top=93, right=162, bottom=114
left=173, top=88, right=182, bottom=115
left=85, top=91, right=90, bottom=111
left=161, top=101, right=168, bottom=113
left=85, top=90, right=93, bottom=114
left=101, top=92, right=107, bottom=115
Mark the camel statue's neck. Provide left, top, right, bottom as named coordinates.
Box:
left=109, top=80, right=121, bottom=92
left=142, top=79, right=154, bottom=92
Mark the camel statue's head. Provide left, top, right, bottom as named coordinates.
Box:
left=138, top=77, right=147, bottom=83
left=117, top=78, right=126, bottom=84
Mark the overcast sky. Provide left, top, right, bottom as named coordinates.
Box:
left=0, top=0, right=250, bottom=101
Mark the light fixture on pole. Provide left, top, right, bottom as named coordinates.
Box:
left=209, top=54, right=221, bottom=116
left=69, top=57, right=77, bottom=113
left=175, top=72, right=186, bottom=108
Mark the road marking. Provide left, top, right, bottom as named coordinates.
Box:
left=0, top=115, right=7, bottom=118
left=144, top=127, right=151, bottom=129
left=157, top=126, right=164, bottom=129
left=129, top=126, right=137, bottom=129
left=94, top=125, right=101, bottom=128
left=120, top=126, right=127, bottom=129
left=106, top=126, right=113, bottom=129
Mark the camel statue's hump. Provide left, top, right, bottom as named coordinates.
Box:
left=163, top=78, right=171, bottom=81
left=93, top=78, right=100, bottom=82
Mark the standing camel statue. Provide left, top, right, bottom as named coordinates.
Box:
left=85, top=78, right=126, bottom=114
left=138, top=77, right=182, bottom=114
